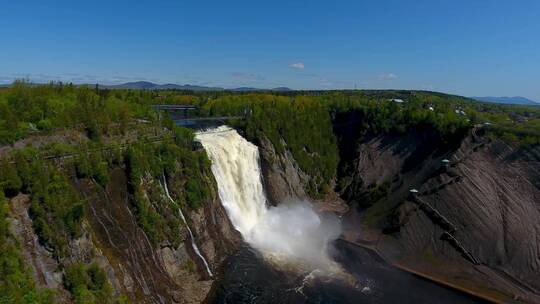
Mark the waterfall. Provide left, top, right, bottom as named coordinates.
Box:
left=196, top=126, right=340, bottom=269
left=162, top=176, right=213, bottom=277
left=195, top=126, right=267, bottom=237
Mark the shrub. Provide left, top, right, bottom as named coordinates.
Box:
left=0, top=160, right=22, bottom=197
left=64, top=263, right=113, bottom=304
left=37, top=119, right=53, bottom=131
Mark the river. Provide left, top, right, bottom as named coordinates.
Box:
left=211, top=240, right=485, bottom=303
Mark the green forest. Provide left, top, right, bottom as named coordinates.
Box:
left=1, top=81, right=540, bottom=197
left=1, top=81, right=539, bottom=198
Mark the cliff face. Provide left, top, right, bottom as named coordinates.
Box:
left=334, top=121, right=540, bottom=301
left=257, top=135, right=349, bottom=215
left=258, top=135, right=308, bottom=204
left=8, top=166, right=240, bottom=304
left=398, top=137, right=540, bottom=290
left=9, top=194, right=72, bottom=303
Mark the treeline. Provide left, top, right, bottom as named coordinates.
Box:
left=2, top=82, right=539, bottom=198
left=321, top=91, right=471, bottom=137
left=0, top=82, right=216, bottom=302
left=0, top=80, right=158, bottom=143
left=2, top=81, right=539, bottom=148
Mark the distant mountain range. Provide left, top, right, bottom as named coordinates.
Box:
left=102, top=81, right=291, bottom=92
left=2, top=82, right=537, bottom=106
left=471, top=96, right=539, bottom=105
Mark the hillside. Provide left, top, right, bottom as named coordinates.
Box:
left=104, top=81, right=225, bottom=91
left=472, top=96, right=539, bottom=105
left=103, top=81, right=291, bottom=92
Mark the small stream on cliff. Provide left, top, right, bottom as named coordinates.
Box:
left=196, top=126, right=483, bottom=304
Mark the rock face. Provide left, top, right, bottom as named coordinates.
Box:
left=8, top=193, right=126, bottom=303
left=401, top=138, right=540, bottom=288
left=186, top=191, right=242, bottom=272
left=8, top=194, right=71, bottom=302
left=258, top=136, right=308, bottom=204
left=77, top=169, right=185, bottom=303
left=8, top=166, right=240, bottom=304
left=81, top=168, right=240, bottom=303
left=335, top=122, right=540, bottom=301
left=257, top=135, right=349, bottom=215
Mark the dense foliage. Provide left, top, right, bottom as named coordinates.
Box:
left=324, top=91, right=540, bottom=149
left=0, top=150, right=85, bottom=260
left=125, top=126, right=212, bottom=246
left=0, top=80, right=157, bottom=144
left=321, top=91, right=472, bottom=137
left=63, top=262, right=114, bottom=304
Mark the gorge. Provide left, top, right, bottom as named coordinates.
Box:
left=196, top=126, right=487, bottom=303
left=1, top=86, right=539, bottom=303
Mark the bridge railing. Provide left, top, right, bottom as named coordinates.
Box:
left=151, top=104, right=198, bottom=111
left=151, top=104, right=250, bottom=122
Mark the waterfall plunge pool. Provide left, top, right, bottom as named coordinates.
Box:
left=210, top=241, right=485, bottom=304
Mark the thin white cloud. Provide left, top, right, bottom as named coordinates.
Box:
left=289, top=62, right=305, bottom=70
left=378, top=73, right=398, bottom=80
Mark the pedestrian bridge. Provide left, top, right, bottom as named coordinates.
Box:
left=151, top=104, right=247, bottom=128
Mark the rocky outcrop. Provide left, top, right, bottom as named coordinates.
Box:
left=258, top=136, right=308, bottom=204
left=77, top=169, right=184, bottom=303
left=186, top=188, right=242, bottom=273
left=257, top=135, right=349, bottom=215
left=8, top=194, right=71, bottom=302
left=8, top=193, right=122, bottom=303
left=401, top=139, right=540, bottom=288
left=336, top=127, right=465, bottom=210
left=336, top=124, right=540, bottom=302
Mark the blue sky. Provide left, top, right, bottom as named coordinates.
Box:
left=1, top=0, right=539, bottom=100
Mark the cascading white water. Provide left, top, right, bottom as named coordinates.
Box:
left=162, top=177, right=213, bottom=277
left=195, top=127, right=267, bottom=237
left=196, top=126, right=340, bottom=270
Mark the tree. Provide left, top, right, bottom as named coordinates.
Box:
left=0, top=160, right=22, bottom=196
